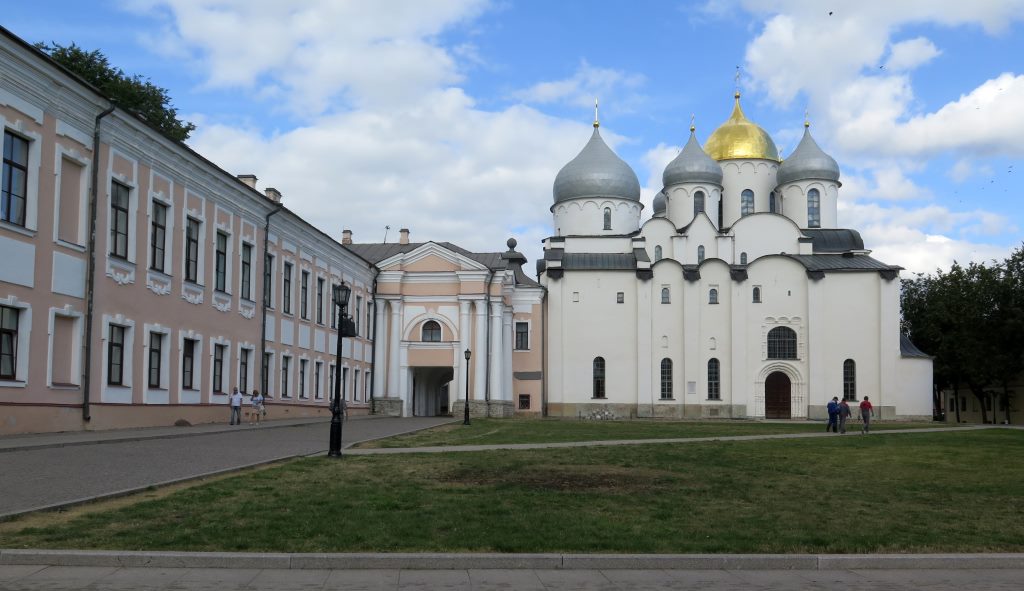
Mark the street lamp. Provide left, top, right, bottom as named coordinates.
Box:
left=463, top=349, right=472, bottom=425
left=329, top=282, right=353, bottom=457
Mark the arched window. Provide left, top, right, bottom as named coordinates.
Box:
left=709, top=288, right=718, bottom=304
left=752, top=286, right=762, bottom=303
left=767, top=326, right=798, bottom=359
left=741, top=189, right=754, bottom=216
left=693, top=191, right=705, bottom=216
left=654, top=245, right=662, bottom=261
left=697, top=245, right=705, bottom=263
left=769, top=192, right=778, bottom=214
left=421, top=320, right=442, bottom=342
left=740, top=252, right=748, bottom=265
left=708, top=358, right=721, bottom=400
left=843, top=359, right=856, bottom=401
left=807, top=188, right=820, bottom=228
left=661, top=287, right=670, bottom=304
left=593, top=357, right=606, bottom=399
left=717, top=200, right=723, bottom=228
left=660, top=358, right=673, bottom=399
left=603, top=207, right=612, bottom=230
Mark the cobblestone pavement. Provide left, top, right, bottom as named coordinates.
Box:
left=0, top=565, right=1021, bottom=590
left=0, top=416, right=454, bottom=518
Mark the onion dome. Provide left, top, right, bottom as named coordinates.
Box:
left=553, top=126, right=641, bottom=204
left=776, top=124, right=840, bottom=186
left=663, top=128, right=723, bottom=186
left=704, top=92, right=779, bottom=161
left=652, top=190, right=667, bottom=217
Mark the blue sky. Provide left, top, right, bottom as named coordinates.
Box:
left=7, top=0, right=1024, bottom=273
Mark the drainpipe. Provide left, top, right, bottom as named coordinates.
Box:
left=483, top=270, right=494, bottom=403
left=82, top=104, right=116, bottom=422
left=368, top=268, right=379, bottom=409
left=258, top=205, right=283, bottom=396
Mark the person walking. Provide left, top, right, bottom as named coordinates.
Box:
left=860, top=396, right=875, bottom=433
left=249, top=390, right=264, bottom=426
left=838, top=398, right=852, bottom=434
left=229, top=387, right=243, bottom=425
left=826, top=396, right=840, bottom=433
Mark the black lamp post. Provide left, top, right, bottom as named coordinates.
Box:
left=463, top=349, right=472, bottom=425
left=329, top=282, right=352, bottom=458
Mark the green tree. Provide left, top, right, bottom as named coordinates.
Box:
left=35, top=42, right=195, bottom=142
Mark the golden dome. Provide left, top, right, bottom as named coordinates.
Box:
left=704, top=93, right=779, bottom=161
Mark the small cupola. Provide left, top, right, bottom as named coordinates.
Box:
left=663, top=127, right=723, bottom=187
left=777, top=123, right=841, bottom=186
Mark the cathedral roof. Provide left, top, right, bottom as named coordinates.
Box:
left=553, top=126, right=641, bottom=204
left=777, top=125, right=840, bottom=186
left=704, top=93, right=779, bottom=161
left=652, top=190, right=667, bottom=217
left=663, top=129, right=723, bottom=186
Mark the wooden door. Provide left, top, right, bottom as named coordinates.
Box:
left=765, top=372, right=791, bottom=419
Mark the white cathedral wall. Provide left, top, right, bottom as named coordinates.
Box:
left=779, top=181, right=839, bottom=229
left=563, top=236, right=634, bottom=254
left=698, top=262, right=734, bottom=409
left=674, top=217, right=721, bottom=265
left=640, top=218, right=676, bottom=262
left=665, top=184, right=722, bottom=229
left=731, top=215, right=804, bottom=263
left=650, top=262, right=686, bottom=406
left=552, top=199, right=641, bottom=236
left=719, top=160, right=779, bottom=227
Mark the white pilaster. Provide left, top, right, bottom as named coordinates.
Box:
left=387, top=301, right=402, bottom=399
left=373, top=298, right=387, bottom=400
left=502, top=308, right=513, bottom=404
left=489, top=301, right=504, bottom=402
left=459, top=299, right=471, bottom=402
left=473, top=300, right=487, bottom=402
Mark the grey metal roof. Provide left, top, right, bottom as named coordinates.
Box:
left=561, top=253, right=637, bottom=271
left=783, top=254, right=900, bottom=273
left=652, top=190, right=667, bottom=216
left=553, top=127, right=641, bottom=204
left=802, top=229, right=865, bottom=252
left=900, top=334, right=932, bottom=359
left=663, top=130, right=724, bottom=187
left=777, top=127, right=840, bottom=186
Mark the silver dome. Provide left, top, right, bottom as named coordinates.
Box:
left=777, top=126, right=840, bottom=186
left=553, top=127, right=641, bottom=204
left=663, top=130, right=724, bottom=187
left=652, top=190, right=666, bottom=217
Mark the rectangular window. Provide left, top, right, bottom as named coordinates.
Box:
left=185, top=218, right=200, bottom=282
left=316, top=278, right=324, bottom=324
left=299, top=358, right=308, bottom=398
left=519, top=394, right=530, bottom=410
left=342, top=367, right=349, bottom=401
left=329, top=364, right=336, bottom=400
left=182, top=338, right=197, bottom=389
left=330, top=283, right=338, bottom=328
left=708, top=359, right=721, bottom=401
left=2, top=131, right=29, bottom=226
left=263, top=254, right=274, bottom=307
left=300, top=270, right=309, bottom=319
left=0, top=305, right=19, bottom=380
left=283, top=263, right=293, bottom=314
left=150, top=202, right=167, bottom=272
left=239, top=348, right=250, bottom=393
left=355, top=296, right=362, bottom=335
left=616, top=292, right=624, bottom=304
left=281, top=356, right=291, bottom=397
left=51, top=315, right=77, bottom=386
left=354, top=369, right=361, bottom=402
left=314, top=360, right=323, bottom=399
left=215, top=231, right=228, bottom=292
left=148, top=332, right=163, bottom=388
left=108, top=325, right=125, bottom=385
left=262, top=352, right=271, bottom=396
left=515, top=322, right=529, bottom=350
left=57, top=157, right=84, bottom=243
left=364, top=371, right=371, bottom=402
left=109, top=182, right=130, bottom=259
left=241, top=244, right=252, bottom=300
left=213, top=343, right=226, bottom=393
left=366, top=302, right=372, bottom=341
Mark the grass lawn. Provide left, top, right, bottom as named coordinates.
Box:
left=354, top=418, right=953, bottom=448
left=1, top=429, right=1019, bottom=554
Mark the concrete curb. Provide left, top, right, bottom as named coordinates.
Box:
left=1, top=550, right=1022, bottom=570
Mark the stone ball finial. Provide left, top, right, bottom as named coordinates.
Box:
left=507, top=237, right=518, bottom=250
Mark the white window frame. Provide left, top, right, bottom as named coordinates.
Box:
left=47, top=305, right=83, bottom=388
left=143, top=323, right=172, bottom=404
left=101, top=313, right=134, bottom=403
left=52, top=147, right=90, bottom=247
left=0, top=296, right=31, bottom=387
left=0, top=120, right=42, bottom=232
left=209, top=336, right=232, bottom=397
left=178, top=329, right=203, bottom=403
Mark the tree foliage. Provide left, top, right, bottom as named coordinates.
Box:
left=35, top=42, right=195, bottom=142
left=901, top=244, right=1024, bottom=423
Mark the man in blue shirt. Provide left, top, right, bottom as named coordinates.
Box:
left=826, top=396, right=840, bottom=433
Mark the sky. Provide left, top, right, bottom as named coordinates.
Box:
left=7, top=0, right=1024, bottom=275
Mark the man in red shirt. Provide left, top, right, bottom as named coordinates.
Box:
left=860, top=396, right=874, bottom=433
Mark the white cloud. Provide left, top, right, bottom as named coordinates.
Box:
left=512, top=60, right=646, bottom=111
left=884, top=37, right=941, bottom=71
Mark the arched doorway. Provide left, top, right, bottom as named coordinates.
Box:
left=411, top=367, right=453, bottom=417
left=765, top=372, right=792, bottom=419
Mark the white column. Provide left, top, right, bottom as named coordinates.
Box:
left=373, top=298, right=387, bottom=400
left=502, top=308, right=513, bottom=403
left=489, top=301, right=504, bottom=403
left=459, top=299, right=471, bottom=402
left=473, top=300, right=487, bottom=405
left=387, top=301, right=402, bottom=399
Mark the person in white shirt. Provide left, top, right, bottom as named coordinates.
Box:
left=250, top=390, right=264, bottom=425
left=229, top=387, right=243, bottom=425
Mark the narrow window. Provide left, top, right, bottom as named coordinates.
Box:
left=342, top=367, right=349, bottom=400
left=654, top=245, right=662, bottom=261
left=241, top=244, right=252, bottom=300
left=769, top=192, right=778, bottom=214
left=182, top=339, right=196, bottom=389
left=354, top=369, right=361, bottom=401
left=314, top=360, right=322, bottom=399
left=693, top=190, right=706, bottom=217
left=299, top=359, right=308, bottom=398
left=239, top=349, right=249, bottom=393
left=51, top=315, right=77, bottom=386
left=616, top=292, right=624, bottom=304
left=150, top=202, right=167, bottom=272
left=215, top=231, right=228, bottom=292
left=213, top=343, right=225, bottom=393
left=110, top=182, right=130, bottom=259
left=300, top=270, right=309, bottom=319
left=283, top=263, right=293, bottom=314
left=519, top=394, right=531, bottom=410
left=752, top=286, right=762, bottom=303
left=316, top=278, right=324, bottom=324
left=185, top=218, right=200, bottom=283
left=0, top=305, right=20, bottom=380
left=422, top=320, right=442, bottom=342
left=329, top=364, right=336, bottom=398
left=108, top=325, right=125, bottom=385
left=2, top=131, right=29, bottom=226
left=708, top=358, right=721, bottom=400
left=661, top=287, right=670, bottom=304
left=515, top=322, right=529, bottom=350
left=148, top=332, right=162, bottom=388
left=807, top=188, right=821, bottom=228
left=330, top=282, right=338, bottom=328
left=593, top=357, right=606, bottom=399
left=740, top=252, right=748, bottom=265
left=741, top=189, right=754, bottom=217
left=263, top=254, right=274, bottom=307
left=843, top=359, right=856, bottom=401
left=57, top=157, right=84, bottom=243
left=603, top=207, right=612, bottom=230
left=698, top=245, right=705, bottom=263
left=717, top=200, right=723, bottom=228
left=767, top=326, right=798, bottom=359
left=281, top=356, right=291, bottom=397
left=660, top=358, right=673, bottom=399
left=261, top=352, right=271, bottom=395
left=709, top=288, right=719, bottom=304
left=355, top=296, right=363, bottom=335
